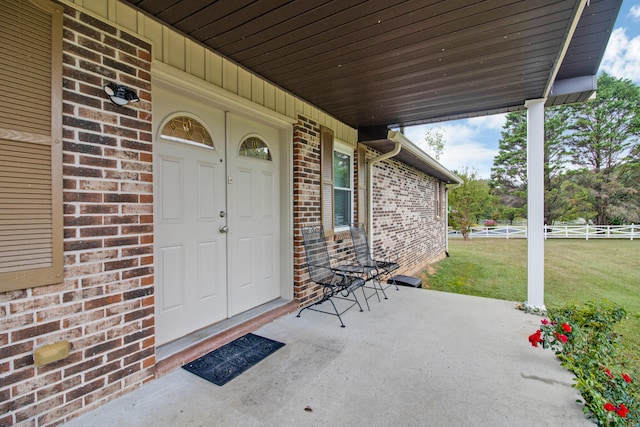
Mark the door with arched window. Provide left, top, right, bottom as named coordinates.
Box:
left=155, top=110, right=228, bottom=345
left=154, top=82, right=284, bottom=345
left=226, top=112, right=281, bottom=316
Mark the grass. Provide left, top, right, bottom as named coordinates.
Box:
left=420, top=239, right=640, bottom=373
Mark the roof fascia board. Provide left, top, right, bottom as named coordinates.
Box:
left=544, top=0, right=589, bottom=98
left=550, top=75, right=597, bottom=98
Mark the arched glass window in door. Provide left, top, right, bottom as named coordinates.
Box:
left=239, top=136, right=272, bottom=160
left=160, top=115, right=214, bottom=148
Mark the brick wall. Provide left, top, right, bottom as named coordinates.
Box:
left=367, top=148, right=448, bottom=274
left=292, top=116, right=322, bottom=306
left=0, top=6, right=154, bottom=426
left=292, top=116, right=447, bottom=306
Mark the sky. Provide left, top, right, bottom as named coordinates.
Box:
left=403, top=1, right=640, bottom=179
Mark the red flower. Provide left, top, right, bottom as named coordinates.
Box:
left=604, top=402, right=616, bottom=412
left=541, top=319, right=549, bottom=325
left=555, top=333, right=568, bottom=343
left=604, top=368, right=614, bottom=379
left=561, top=323, right=572, bottom=333
left=616, top=404, right=628, bottom=418
left=528, top=330, right=542, bottom=347
left=622, top=373, right=632, bottom=383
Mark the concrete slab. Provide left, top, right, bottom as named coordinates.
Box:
left=64, top=289, right=594, bottom=426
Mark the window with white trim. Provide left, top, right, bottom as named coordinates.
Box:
left=319, top=126, right=355, bottom=235
left=333, top=142, right=353, bottom=229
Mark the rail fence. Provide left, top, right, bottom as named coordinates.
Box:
left=448, top=224, right=638, bottom=240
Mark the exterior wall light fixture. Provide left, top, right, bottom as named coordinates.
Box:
left=103, top=82, right=140, bottom=106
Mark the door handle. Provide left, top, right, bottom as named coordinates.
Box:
left=219, top=225, right=229, bottom=233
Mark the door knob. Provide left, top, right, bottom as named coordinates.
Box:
left=219, top=225, right=229, bottom=233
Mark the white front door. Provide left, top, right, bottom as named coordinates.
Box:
left=227, top=113, right=281, bottom=316
left=154, top=84, right=284, bottom=345
left=155, top=126, right=227, bottom=345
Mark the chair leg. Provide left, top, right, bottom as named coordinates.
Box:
left=328, top=298, right=346, bottom=327
left=387, top=273, right=400, bottom=291
left=349, top=289, right=365, bottom=312
left=375, top=276, right=389, bottom=299
left=297, top=298, right=346, bottom=327
left=359, top=285, right=371, bottom=311
left=369, top=275, right=382, bottom=303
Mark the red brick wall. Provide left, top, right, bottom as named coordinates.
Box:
left=0, top=6, right=154, bottom=426
left=292, top=116, right=447, bottom=305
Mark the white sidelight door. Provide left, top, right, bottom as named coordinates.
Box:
left=226, top=113, right=281, bottom=316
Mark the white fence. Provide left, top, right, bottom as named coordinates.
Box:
left=448, top=224, right=638, bottom=240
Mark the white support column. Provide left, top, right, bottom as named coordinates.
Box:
left=525, top=99, right=546, bottom=310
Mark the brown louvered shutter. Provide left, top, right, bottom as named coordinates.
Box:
left=319, top=126, right=334, bottom=237
left=0, top=0, right=63, bottom=291
left=356, top=144, right=367, bottom=228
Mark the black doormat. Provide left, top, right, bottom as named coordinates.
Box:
left=182, top=333, right=285, bottom=386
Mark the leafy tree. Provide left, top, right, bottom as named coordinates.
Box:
left=489, top=74, right=640, bottom=225
left=448, top=168, right=496, bottom=239
left=422, top=127, right=445, bottom=160
left=490, top=108, right=569, bottom=224
left=562, top=73, right=640, bottom=224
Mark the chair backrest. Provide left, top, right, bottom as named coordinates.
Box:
left=301, top=225, right=333, bottom=284
left=349, top=223, right=375, bottom=267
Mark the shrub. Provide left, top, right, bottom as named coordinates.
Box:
left=528, top=301, right=639, bottom=426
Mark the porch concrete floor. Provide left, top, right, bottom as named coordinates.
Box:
left=64, top=288, right=594, bottom=426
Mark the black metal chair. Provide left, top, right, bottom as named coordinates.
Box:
left=297, top=225, right=367, bottom=327
left=349, top=223, right=400, bottom=299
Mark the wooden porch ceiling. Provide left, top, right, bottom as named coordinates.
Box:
left=123, top=0, right=621, bottom=130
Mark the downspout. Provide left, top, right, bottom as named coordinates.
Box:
left=367, top=137, right=401, bottom=254
left=444, top=181, right=460, bottom=256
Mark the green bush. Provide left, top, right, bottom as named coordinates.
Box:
left=529, top=301, right=639, bottom=426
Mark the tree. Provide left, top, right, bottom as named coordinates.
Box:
left=489, top=73, right=640, bottom=225
left=489, top=108, right=569, bottom=224
left=422, top=127, right=445, bottom=160
left=448, top=168, right=496, bottom=239
left=562, top=73, right=640, bottom=224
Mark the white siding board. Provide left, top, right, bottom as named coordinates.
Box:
left=264, top=82, right=276, bottom=110
left=114, top=1, right=136, bottom=31
left=205, top=51, right=223, bottom=87
left=238, top=68, right=252, bottom=100
left=167, top=30, right=186, bottom=71
left=223, top=59, right=238, bottom=94
left=252, top=75, right=264, bottom=106
left=188, top=41, right=206, bottom=80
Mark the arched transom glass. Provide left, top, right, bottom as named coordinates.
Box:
left=239, top=136, right=272, bottom=160
left=160, top=116, right=214, bottom=148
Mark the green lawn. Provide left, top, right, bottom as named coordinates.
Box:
left=421, top=239, right=640, bottom=372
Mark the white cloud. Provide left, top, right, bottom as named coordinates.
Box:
left=630, top=4, right=640, bottom=19
left=404, top=115, right=505, bottom=179
left=439, top=141, right=498, bottom=179
left=467, top=113, right=507, bottom=131
left=600, top=28, right=640, bottom=83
